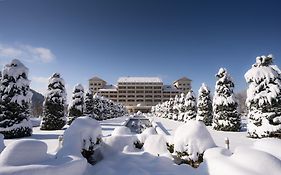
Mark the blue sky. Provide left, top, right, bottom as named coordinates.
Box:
left=0, top=0, right=281, bottom=101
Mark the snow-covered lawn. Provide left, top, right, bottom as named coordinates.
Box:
left=1, top=115, right=281, bottom=175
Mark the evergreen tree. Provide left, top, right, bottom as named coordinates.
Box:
left=93, top=94, right=104, bottom=120
left=245, top=54, right=281, bottom=138
left=0, top=59, right=33, bottom=138
left=68, top=84, right=84, bottom=124
left=177, top=93, right=186, bottom=121
left=40, top=73, right=67, bottom=130
left=197, top=83, right=213, bottom=126
left=184, top=90, right=197, bottom=121
left=213, top=68, right=240, bottom=131
left=172, top=95, right=180, bottom=120
left=84, top=91, right=94, bottom=117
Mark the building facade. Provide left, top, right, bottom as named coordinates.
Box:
left=89, top=76, right=191, bottom=112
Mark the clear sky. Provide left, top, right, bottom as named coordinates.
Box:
left=0, top=0, right=281, bottom=101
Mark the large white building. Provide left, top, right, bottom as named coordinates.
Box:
left=89, top=76, right=191, bottom=112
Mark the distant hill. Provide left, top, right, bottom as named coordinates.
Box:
left=30, top=89, right=44, bottom=117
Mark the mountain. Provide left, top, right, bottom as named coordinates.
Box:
left=30, top=89, right=44, bottom=117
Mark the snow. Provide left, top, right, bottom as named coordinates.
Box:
left=0, top=140, right=49, bottom=166
left=117, top=77, right=162, bottom=83
left=143, top=135, right=170, bottom=156
left=205, top=146, right=281, bottom=175
left=111, top=126, right=132, bottom=136
left=1, top=115, right=281, bottom=175
left=174, top=120, right=216, bottom=161
left=252, top=138, right=281, bottom=160
left=57, top=116, right=102, bottom=158
left=137, top=127, right=157, bottom=143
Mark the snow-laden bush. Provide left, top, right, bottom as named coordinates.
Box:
left=174, top=120, right=216, bottom=167
left=0, top=140, right=49, bottom=166
left=197, top=83, right=213, bottom=126
left=245, top=54, right=281, bottom=138
left=112, top=126, right=132, bottom=136
left=40, top=73, right=67, bottom=130
left=0, top=139, right=88, bottom=175
left=0, top=59, right=33, bottom=138
left=57, top=116, right=102, bottom=164
left=143, top=135, right=170, bottom=157
left=137, top=127, right=157, bottom=143
left=68, top=84, right=84, bottom=124
left=213, top=68, right=240, bottom=131
left=0, top=133, right=5, bottom=153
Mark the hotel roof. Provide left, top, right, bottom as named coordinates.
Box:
left=117, top=77, right=163, bottom=83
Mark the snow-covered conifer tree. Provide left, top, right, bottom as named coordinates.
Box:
left=197, top=83, right=213, bottom=126
left=0, top=59, right=33, bottom=138
left=245, top=54, right=281, bottom=138
left=68, top=84, right=84, bottom=124
left=84, top=90, right=94, bottom=117
left=177, top=93, right=186, bottom=121
left=93, top=94, right=104, bottom=120
left=40, top=73, right=67, bottom=130
left=213, top=68, right=240, bottom=131
left=172, top=95, right=180, bottom=120
left=183, top=90, right=197, bottom=122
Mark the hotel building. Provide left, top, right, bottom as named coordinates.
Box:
left=89, top=76, right=191, bottom=112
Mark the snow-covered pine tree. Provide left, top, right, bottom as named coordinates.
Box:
left=84, top=90, right=94, bottom=117
left=167, top=98, right=175, bottom=119
left=177, top=93, right=186, bottom=121
left=197, top=83, right=213, bottom=126
left=213, top=68, right=240, bottom=131
left=93, top=94, right=104, bottom=120
left=245, top=54, right=281, bottom=138
left=40, top=73, right=67, bottom=130
left=0, top=59, right=33, bottom=138
left=68, top=84, right=84, bottom=124
left=183, top=90, right=197, bottom=122
left=172, top=95, right=180, bottom=120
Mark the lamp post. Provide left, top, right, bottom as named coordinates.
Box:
left=225, top=137, right=230, bottom=150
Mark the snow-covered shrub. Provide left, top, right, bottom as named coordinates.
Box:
left=213, top=68, right=240, bottom=131
left=143, top=135, right=170, bottom=157
left=0, top=140, right=49, bottom=166
left=40, top=73, right=67, bottom=130
left=0, top=59, right=33, bottom=138
left=68, top=84, right=84, bottom=124
left=101, top=135, right=139, bottom=156
left=245, top=54, right=281, bottom=138
left=197, top=83, right=213, bottom=126
left=57, top=116, right=102, bottom=164
left=174, top=120, right=216, bottom=167
left=112, top=126, right=131, bottom=136
left=184, top=90, right=197, bottom=122
left=0, top=133, right=4, bottom=153
left=137, top=127, right=157, bottom=143
left=84, top=90, right=94, bottom=117
left=0, top=139, right=88, bottom=175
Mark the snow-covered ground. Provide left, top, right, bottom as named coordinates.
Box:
left=1, top=115, right=281, bottom=175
